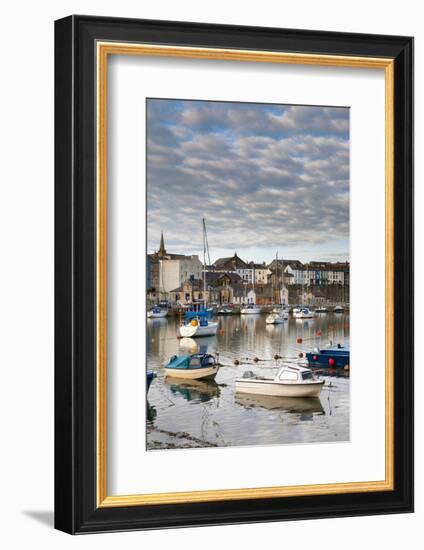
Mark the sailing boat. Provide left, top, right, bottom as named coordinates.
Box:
left=179, top=219, right=219, bottom=337
left=267, top=253, right=287, bottom=324
left=240, top=262, right=261, bottom=314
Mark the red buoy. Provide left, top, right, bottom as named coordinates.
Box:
left=328, top=357, right=335, bottom=367
left=298, top=352, right=304, bottom=358
left=297, top=337, right=303, bottom=344
left=313, top=355, right=318, bottom=361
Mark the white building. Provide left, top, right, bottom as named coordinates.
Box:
left=283, top=261, right=305, bottom=285
left=253, top=263, right=271, bottom=284
left=159, top=255, right=203, bottom=294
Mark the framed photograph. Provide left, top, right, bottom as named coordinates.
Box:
left=54, top=15, right=413, bottom=533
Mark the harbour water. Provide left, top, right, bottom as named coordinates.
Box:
left=146, top=313, right=350, bottom=450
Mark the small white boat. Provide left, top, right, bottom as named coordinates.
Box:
left=179, top=317, right=219, bottom=338
left=294, top=307, right=315, bottom=319
left=235, top=365, right=324, bottom=398
left=147, top=306, right=168, bottom=318
left=272, top=306, right=289, bottom=319
left=315, top=307, right=328, bottom=314
left=292, top=306, right=301, bottom=315
left=334, top=305, right=344, bottom=313
left=240, top=304, right=262, bottom=315
left=266, top=312, right=284, bottom=325
left=217, top=306, right=233, bottom=315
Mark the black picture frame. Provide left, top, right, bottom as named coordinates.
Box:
left=55, top=15, right=414, bottom=534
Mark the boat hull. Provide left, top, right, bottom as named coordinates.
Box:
left=235, top=379, right=324, bottom=397
left=146, top=371, right=156, bottom=391
left=179, top=321, right=219, bottom=338
left=266, top=314, right=284, bottom=324
left=306, top=351, right=349, bottom=368
left=165, top=365, right=218, bottom=380
left=240, top=308, right=261, bottom=314
left=147, top=310, right=168, bottom=318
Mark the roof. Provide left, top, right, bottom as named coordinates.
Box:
left=214, top=253, right=249, bottom=270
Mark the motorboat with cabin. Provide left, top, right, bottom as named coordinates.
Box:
left=147, top=306, right=168, bottom=318
left=235, top=364, right=324, bottom=397
left=265, top=312, right=284, bottom=324
left=217, top=305, right=233, bottom=315
left=294, top=306, right=315, bottom=319
left=240, top=304, right=262, bottom=314
left=164, top=353, right=219, bottom=380
left=306, top=343, right=350, bottom=369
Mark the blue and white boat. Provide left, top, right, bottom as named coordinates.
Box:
left=147, top=306, right=168, bottom=318
left=179, top=316, right=219, bottom=337
left=164, top=353, right=219, bottom=380
left=184, top=303, right=214, bottom=321
left=306, top=344, right=350, bottom=368
left=294, top=307, right=315, bottom=319
left=146, top=371, right=156, bottom=391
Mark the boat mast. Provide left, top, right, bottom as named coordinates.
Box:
left=276, top=251, right=280, bottom=305
left=202, top=218, right=211, bottom=305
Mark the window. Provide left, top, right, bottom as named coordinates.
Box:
left=279, top=370, right=298, bottom=381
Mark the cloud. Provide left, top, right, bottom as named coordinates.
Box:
left=146, top=99, right=349, bottom=262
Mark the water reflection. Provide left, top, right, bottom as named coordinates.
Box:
left=146, top=313, right=350, bottom=450
left=235, top=394, right=324, bottom=415
left=166, top=378, right=221, bottom=403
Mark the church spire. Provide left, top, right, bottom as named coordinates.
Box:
left=158, top=231, right=166, bottom=257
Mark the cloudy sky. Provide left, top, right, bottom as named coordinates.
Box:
left=147, top=98, right=349, bottom=264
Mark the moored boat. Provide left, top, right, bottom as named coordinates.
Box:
left=265, top=312, right=284, bottom=324
left=305, top=344, right=350, bottom=368
left=217, top=305, right=233, bottom=315
left=146, top=371, right=156, bottom=391
left=235, top=365, right=324, bottom=398
left=164, top=353, right=219, bottom=380
left=240, top=304, right=261, bottom=314
left=333, top=305, right=344, bottom=313
left=147, top=306, right=168, bottom=318
left=315, top=306, right=328, bottom=314
left=294, top=307, right=315, bottom=319
left=179, top=316, right=219, bottom=338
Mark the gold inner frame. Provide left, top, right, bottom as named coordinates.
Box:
left=96, top=42, right=395, bottom=508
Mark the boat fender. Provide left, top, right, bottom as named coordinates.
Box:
left=190, top=319, right=198, bottom=327
left=328, top=357, right=335, bottom=367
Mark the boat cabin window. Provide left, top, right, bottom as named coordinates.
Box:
left=278, top=370, right=298, bottom=381
left=301, top=371, right=313, bottom=381
left=189, top=357, right=201, bottom=367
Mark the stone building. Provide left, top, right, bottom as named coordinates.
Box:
left=147, top=232, right=202, bottom=300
